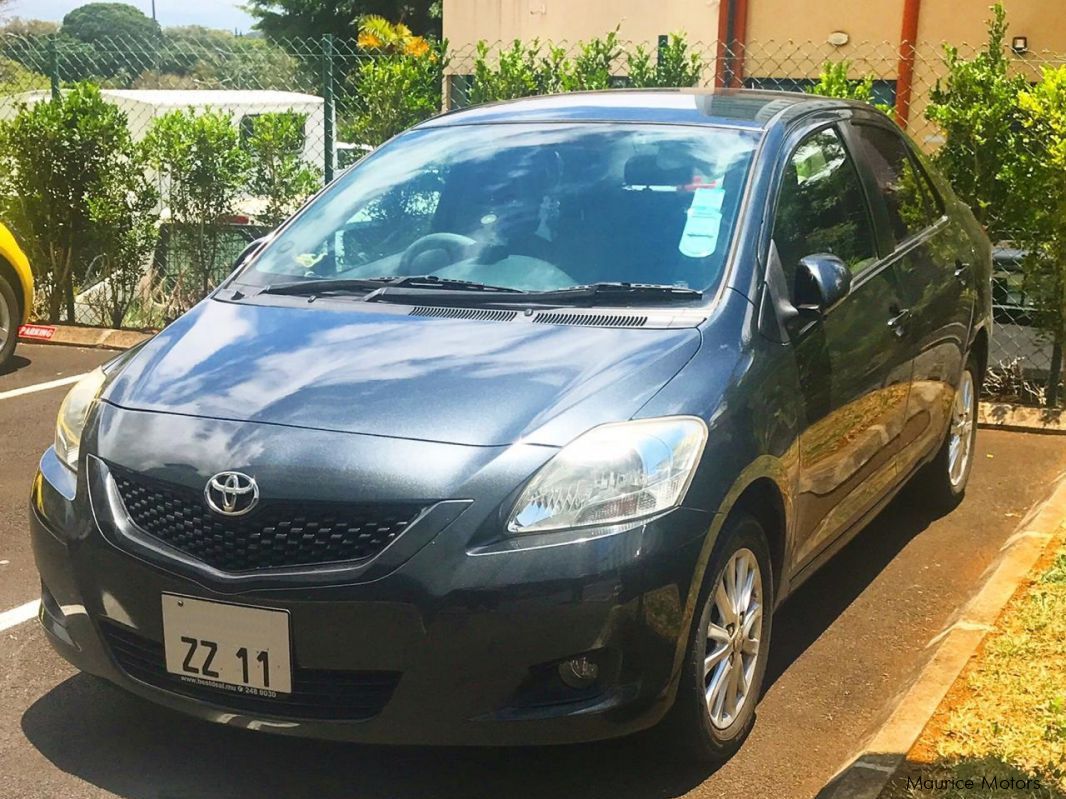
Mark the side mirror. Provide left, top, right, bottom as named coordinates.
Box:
left=795, top=254, right=851, bottom=314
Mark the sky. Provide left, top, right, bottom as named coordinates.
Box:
left=6, top=0, right=258, bottom=32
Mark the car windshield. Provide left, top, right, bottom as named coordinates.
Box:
left=238, top=122, right=760, bottom=299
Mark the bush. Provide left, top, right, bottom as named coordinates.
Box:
left=0, top=82, right=153, bottom=322
left=468, top=30, right=705, bottom=103
left=82, top=155, right=159, bottom=328
left=347, top=43, right=446, bottom=146
left=925, top=3, right=1027, bottom=238
left=806, top=60, right=890, bottom=113
left=346, top=16, right=446, bottom=148
left=143, top=108, right=251, bottom=304
left=244, top=111, right=321, bottom=226
left=567, top=30, right=621, bottom=90
left=626, top=33, right=704, bottom=88
left=0, top=55, right=48, bottom=93
left=468, top=39, right=541, bottom=103
left=1014, top=66, right=1066, bottom=405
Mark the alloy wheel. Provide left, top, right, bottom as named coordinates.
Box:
left=0, top=291, right=10, bottom=355
left=704, top=547, right=762, bottom=729
left=948, top=369, right=976, bottom=489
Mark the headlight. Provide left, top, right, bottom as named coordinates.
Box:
left=506, top=416, right=708, bottom=535
left=55, top=367, right=107, bottom=470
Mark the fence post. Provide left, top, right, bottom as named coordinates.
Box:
left=321, top=33, right=335, bottom=184
left=48, top=35, right=61, bottom=100
left=1049, top=342, right=1063, bottom=407
left=656, top=34, right=668, bottom=69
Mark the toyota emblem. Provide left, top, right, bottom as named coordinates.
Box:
left=204, top=471, right=259, bottom=516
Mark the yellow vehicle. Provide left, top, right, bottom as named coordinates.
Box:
left=0, top=223, right=33, bottom=367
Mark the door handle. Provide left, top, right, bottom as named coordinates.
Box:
left=887, top=306, right=911, bottom=337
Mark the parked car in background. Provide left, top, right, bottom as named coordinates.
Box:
left=991, top=246, right=1031, bottom=326
left=0, top=222, right=33, bottom=368
left=31, top=89, right=991, bottom=764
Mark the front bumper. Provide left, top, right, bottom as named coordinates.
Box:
left=30, top=445, right=715, bottom=746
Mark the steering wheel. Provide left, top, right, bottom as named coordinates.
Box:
left=397, top=233, right=476, bottom=275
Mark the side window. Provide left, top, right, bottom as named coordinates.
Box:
left=850, top=123, right=940, bottom=245
left=773, top=126, right=878, bottom=286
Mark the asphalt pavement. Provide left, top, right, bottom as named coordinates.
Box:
left=1, top=343, right=1064, bottom=799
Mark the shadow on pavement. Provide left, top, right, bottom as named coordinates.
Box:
left=20, top=487, right=947, bottom=799
left=22, top=674, right=714, bottom=799
left=765, top=483, right=944, bottom=688
left=0, top=353, right=30, bottom=377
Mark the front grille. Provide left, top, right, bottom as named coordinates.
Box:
left=110, top=466, right=425, bottom=573
left=100, top=621, right=400, bottom=721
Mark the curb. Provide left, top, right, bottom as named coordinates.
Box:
left=19, top=324, right=154, bottom=351
left=815, top=470, right=1066, bottom=799
left=978, top=401, right=1066, bottom=435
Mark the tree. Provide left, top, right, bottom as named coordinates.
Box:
left=0, top=82, right=152, bottom=321
left=143, top=109, right=251, bottom=304
left=244, top=111, right=321, bottom=226
left=246, top=0, right=440, bottom=43
left=62, top=3, right=160, bottom=44
left=925, top=3, right=1026, bottom=239
left=59, top=3, right=161, bottom=80
left=0, top=18, right=58, bottom=74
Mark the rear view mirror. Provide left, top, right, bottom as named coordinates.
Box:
left=795, top=254, right=851, bottom=314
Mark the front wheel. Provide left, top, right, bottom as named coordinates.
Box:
left=0, top=274, right=19, bottom=369
left=662, top=513, right=774, bottom=763
left=919, top=354, right=979, bottom=511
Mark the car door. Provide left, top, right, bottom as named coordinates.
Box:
left=845, top=119, right=974, bottom=477
left=771, top=124, right=914, bottom=569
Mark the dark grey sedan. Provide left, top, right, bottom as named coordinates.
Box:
left=31, top=89, right=991, bottom=763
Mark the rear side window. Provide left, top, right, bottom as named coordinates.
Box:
left=849, top=123, right=941, bottom=246
left=773, top=126, right=878, bottom=284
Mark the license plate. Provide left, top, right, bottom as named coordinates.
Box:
left=161, top=594, right=292, bottom=696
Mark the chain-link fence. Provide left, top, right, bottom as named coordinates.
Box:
left=0, top=30, right=1063, bottom=404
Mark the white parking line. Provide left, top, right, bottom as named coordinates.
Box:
left=0, top=373, right=86, bottom=401
left=0, top=599, right=40, bottom=632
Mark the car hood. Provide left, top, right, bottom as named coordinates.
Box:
left=104, top=299, right=703, bottom=447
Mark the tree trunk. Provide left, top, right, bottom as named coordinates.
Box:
left=1049, top=338, right=1063, bottom=408
left=64, top=273, right=75, bottom=323
left=47, top=286, right=61, bottom=323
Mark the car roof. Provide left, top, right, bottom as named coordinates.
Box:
left=416, top=88, right=859, bottom=132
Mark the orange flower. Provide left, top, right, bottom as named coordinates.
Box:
left=404, top=37, right=431, bottom=57
left=358, top=32, right=384, bottom=50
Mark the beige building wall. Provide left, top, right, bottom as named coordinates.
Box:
left=443, top=0, right=1066, bottom=146
left=443, top=0, right=722, bottom=52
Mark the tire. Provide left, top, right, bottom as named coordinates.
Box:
left=661, top=512, right=774, bottom=764
left=0, top=274, right=19, bottom=370
left=918, top=353, right=979, bottom=512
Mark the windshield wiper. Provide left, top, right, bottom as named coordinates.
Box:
left=363, top=280, right=702, bottom=307
left=259, top=275, right=523, bottom=298
left=364, top=275, right=523, bottom=299
left=521, top=282, right=703, bottom=304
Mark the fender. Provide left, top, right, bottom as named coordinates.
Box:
left=0, top=223, right=33, bottom=324
left=662, top=452, right=795, bottom=706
